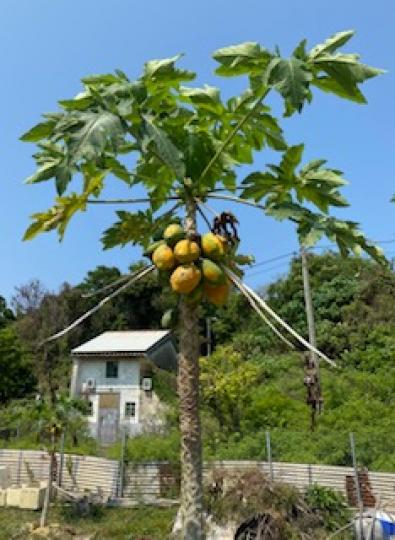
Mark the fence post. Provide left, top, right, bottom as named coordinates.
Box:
left=308, top=464, right=313, bottom=487
left=118, top=428, right=127, bottom=498
left=16, top=450, right=23, bottom=486
left=350, top=432, right=364, bottom=539
left=57, top=431, right=65, bottom=487
left=265, top=430, right=274, bottom=481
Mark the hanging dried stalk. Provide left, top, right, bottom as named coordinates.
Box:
left=40, top=265, right=156, bottom=346
left=224, top=267, right=336, bottom=368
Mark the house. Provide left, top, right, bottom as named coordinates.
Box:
left=70, top=330, right=177, bottom=443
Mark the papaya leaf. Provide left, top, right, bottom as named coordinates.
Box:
left=142, top=115, right=185, bottom=179
left=101, top=209, right=174, bottom=249
left=66, top=111, right=125, bottom=163
left=213, top=42, right=272, bottom=76
left=20, top=120, right=56, bottom=142
left=143, top=54, right=195, bottom=86
left=23, top=193, right=88, bottom=241
left=308, top=30, right=355, bottom=59
left=266, top=57, right=312, bottom=113
left=179, top=85, right=224, bottom=115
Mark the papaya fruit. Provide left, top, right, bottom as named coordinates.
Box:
left=174, top=239, right=200, bottom=264
left=152, top=244, right=176, bottom=271
left=204, top=280, right=230, bottom=306
left=144, top=239, right=165, bottom=258
left=170, top=264, right=201, bottom=294
left=164, top=223, right=185, bottom=246
left=201, top=232, right=225, bottom=260
left=201, top=258, right=225, bottom=284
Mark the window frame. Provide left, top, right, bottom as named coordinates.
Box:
left=105, top=360, right=119, bottom=379
left=124, top=401, right=136, bottom=418
left=86, top=400, right=94, bottom=416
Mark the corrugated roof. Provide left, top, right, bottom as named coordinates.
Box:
left=71, top=330, right=171, bottom=355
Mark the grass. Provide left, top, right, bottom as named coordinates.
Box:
left=0, top=505, right=177, bottom=540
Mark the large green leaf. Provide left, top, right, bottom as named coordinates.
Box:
left=278, top=144, right=304, bottom=177
left=266, top=57, right=312, bottom=112
left=20, top=120, right=57, bottom=142
left=101, top=209, right=175, bottom=249
left=242, top=148, right=349, bottom=213
left=308, top=47, right=384, bottom=103
left=23, top=194, right=87, bottom=241
left=266, top=200, right=386, bottom=264
left=308, top=30, right=355, bottom=59
left=142, top=115, right=185, bottom=179
left=66, top=111, right=125, bottom=163
left=179, top=85, right=224, bottom=115
left=213, top=42, right=271, bottom=76
left=143, top=54, right=195, bottom=86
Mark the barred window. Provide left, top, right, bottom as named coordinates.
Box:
left=86, top=400, right=93, bottom=416
left=125, top=402, right=136, bottom=418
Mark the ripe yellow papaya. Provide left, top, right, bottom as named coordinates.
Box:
left=201, top=232, right=225, bottom=260
left=201, top=258, right=225, bottom=284
left=144, top=239, right=165, bottom=258
left=204, top=280, right=230, bottom=306
left=170, top=264, right=201, bottom=294
left=152, top=244, right=176, bottom=271
left=174, top=239, right=200, bottom=264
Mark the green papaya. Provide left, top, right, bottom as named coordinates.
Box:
left=201, top=258, right=225, bottom=284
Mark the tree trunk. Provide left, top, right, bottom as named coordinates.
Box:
left=177, top=197, right=205, bottom=539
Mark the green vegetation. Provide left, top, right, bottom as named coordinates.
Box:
left=0, top=506, right=176, bottom=540
left=205, top=468, right=352, bottom=538
left=0, top=252, right=394, bottom=472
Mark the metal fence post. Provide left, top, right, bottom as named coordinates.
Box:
left=350, top=432, right=364, bottom=539
left=57, top=431, right=65, bottom=487
left=265, top=430, right=274, bottom=481
left=118, top=428, right=127, bottom=498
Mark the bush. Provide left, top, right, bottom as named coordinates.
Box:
left=304, top=484, right=352, bottom=532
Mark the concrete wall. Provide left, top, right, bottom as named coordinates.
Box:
left=75, top=356, right=141, bottom=390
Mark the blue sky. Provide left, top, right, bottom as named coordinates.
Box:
left=1, top=0, right=394, bottom=302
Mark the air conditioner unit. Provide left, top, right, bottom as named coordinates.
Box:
left=141, top=377, right=152, bottom=391
left=82, top=378, right=96, bottom=393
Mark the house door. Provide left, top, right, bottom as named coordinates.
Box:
left=98, top=393, right=120, bottom=444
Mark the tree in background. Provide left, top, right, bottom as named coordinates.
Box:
left=0, top=296, right=15, bottom=328
left=0, top=326, right=35, bottom=404
left=21, top=30, right=383, bottom=538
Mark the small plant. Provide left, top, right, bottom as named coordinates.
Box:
left=304, top=483, right=352, bottom=532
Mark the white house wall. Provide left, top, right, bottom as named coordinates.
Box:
left=74, top=356, right=142, bottom=437
left=75, top=356, right=141, bottom=389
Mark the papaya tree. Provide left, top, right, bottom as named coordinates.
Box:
left=21, top=30, right=384, bottom=538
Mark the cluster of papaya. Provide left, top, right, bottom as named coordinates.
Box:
left=144, top=222, right=231, bottom=306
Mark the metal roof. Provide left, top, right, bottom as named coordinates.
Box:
left=71, top=330, right=171, bottom=355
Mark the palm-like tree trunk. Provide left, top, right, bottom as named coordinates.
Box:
left=177, top=197, right=204, bottom=539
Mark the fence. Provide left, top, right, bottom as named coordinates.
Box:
left=1, top=449, right=395, bottom=506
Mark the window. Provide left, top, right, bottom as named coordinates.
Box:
left=106, top=361, right=118, bottom=378
left=86, top=400, right=93, bottom=416
left=125, top=402, right=136, bottom=418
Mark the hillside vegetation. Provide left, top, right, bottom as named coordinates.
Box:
left=0, top=252, right=394, bottom=470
